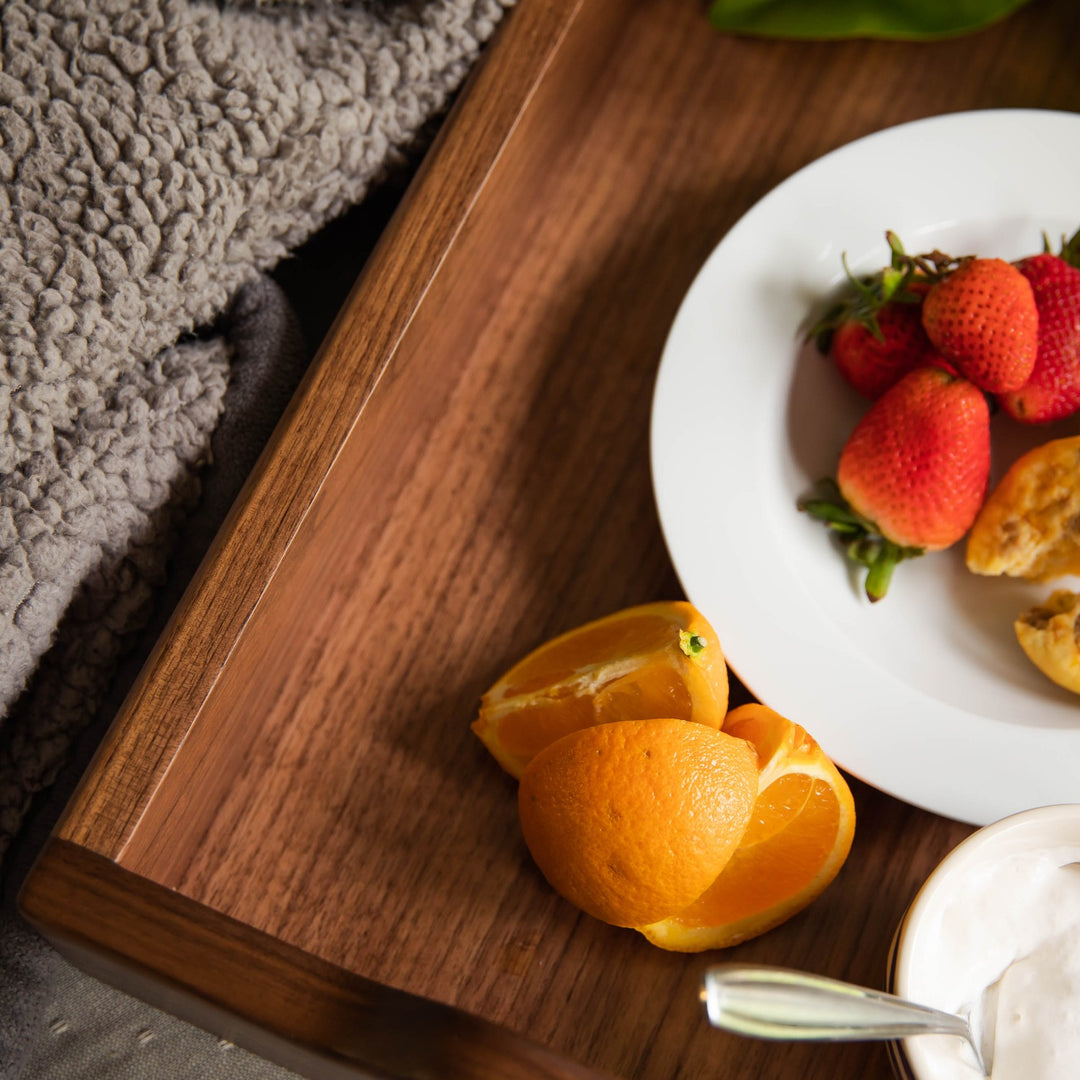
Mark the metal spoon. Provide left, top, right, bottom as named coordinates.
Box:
left=700, top=964, right=990, bottom=1076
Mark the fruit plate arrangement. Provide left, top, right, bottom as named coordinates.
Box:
left=650, top=108, right=1080, bottom=827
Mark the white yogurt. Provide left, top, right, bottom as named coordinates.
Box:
left=895, top=807, right=1080, bottom=1080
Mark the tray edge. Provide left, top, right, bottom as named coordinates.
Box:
left=45, top=0, right=587, bottom=862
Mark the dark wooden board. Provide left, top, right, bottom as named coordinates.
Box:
left=21, top=0, right=1080, bottom=1075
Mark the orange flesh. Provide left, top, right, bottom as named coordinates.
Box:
left=496, top=660, right=692, bottom=757
left=474, top=602, right=727, bottom=778
left=496, top=613, right=678, bottom=696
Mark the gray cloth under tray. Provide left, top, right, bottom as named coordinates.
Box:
left=1, top=272, right=312, bottom=1080
left=0, top=0, right=513, bottom=1075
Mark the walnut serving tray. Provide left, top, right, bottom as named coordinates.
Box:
left=20, top=0, right=1080, bottom=1076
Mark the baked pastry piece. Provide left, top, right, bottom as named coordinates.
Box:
left=1015, top=590, right=1080, bottom=695
left=967, top=435, right=1080, bottom=581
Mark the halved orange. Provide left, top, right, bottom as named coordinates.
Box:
left=472, top=601, right=729, bottom=778
left=638, top=703, right=856, bottom=951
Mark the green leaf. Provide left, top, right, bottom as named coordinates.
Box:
left=798, top=497, right=861, bottom=527
left=708, top=0, right=1032, bottom=40
left=1060, top=225, right=1080, bottom=270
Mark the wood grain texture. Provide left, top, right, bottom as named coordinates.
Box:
left=21, top=840, right=614, bottom=1080
left=21, top=0, right=1080, bottom=1077
left=47, top=0, right=586, bottom=860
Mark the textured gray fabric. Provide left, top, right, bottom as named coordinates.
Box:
left=21, top=957, right=304, bottom=1080
left=0, top=0, right=512, bottom=862
left=0, top=904, right=59, bottom=1078
left=2, top=272, right=314, bottom=1080
left=0, top=0, right=512, bottom=1075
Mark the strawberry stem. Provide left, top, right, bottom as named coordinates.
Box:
left=798, top=483, right=924, bottom=602
left=807, top=231, right=963, bottom=350
left=865, top=541, right=904, bottom=603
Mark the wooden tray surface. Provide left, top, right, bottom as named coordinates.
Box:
left=21, top=0, right=1080, bottom=1077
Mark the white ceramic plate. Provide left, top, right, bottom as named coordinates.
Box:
left=651, top=109, right=1080, bottom=827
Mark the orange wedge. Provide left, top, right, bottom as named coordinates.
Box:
left=638, top=703, right=855, bottom=951
left=472, top=601, right=729, bottom=778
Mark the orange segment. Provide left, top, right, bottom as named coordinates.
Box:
left=517, top=718, right=757, bottom=928
left=638, top=703, right=856, bottom=951
left=473, top=601, right=729, bottom=777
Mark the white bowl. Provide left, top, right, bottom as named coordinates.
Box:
left=889, top=804, right=1080, bottom=1080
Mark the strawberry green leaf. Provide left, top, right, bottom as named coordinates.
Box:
left=1060, top=225, right=1080, bottom=270
left=886, top=231, right=906, bottom=267
left=845, top=536, right=880, bottom=568
left=879, top=266, right=906, bottom=302
left=799, top=484, right=924, bottom=601
left=798, top=497, right=862, bottom=529
left=807, top=234, right=915, bottom=344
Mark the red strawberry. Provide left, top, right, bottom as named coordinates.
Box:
left=828, top=282, right=937, bottom=399
left=800, top=366, right=991, bottom=601
left=997, top=234, right=1080, bottom=423
left=812, top=233, right=956, bottom=398
left=921, top=258, right=1038, bottom=393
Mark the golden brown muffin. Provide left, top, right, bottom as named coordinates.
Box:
left=966, top=435, right=1080, bottom=581
left=1015, top=590, right=1080, bottom=695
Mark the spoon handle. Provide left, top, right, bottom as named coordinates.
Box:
left=701, top=964, right=973, bottom=1044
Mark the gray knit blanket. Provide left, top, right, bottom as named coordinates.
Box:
left=0, top=1, right=511, bottom=1074
left=0, top=0, right=511, bottom=864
